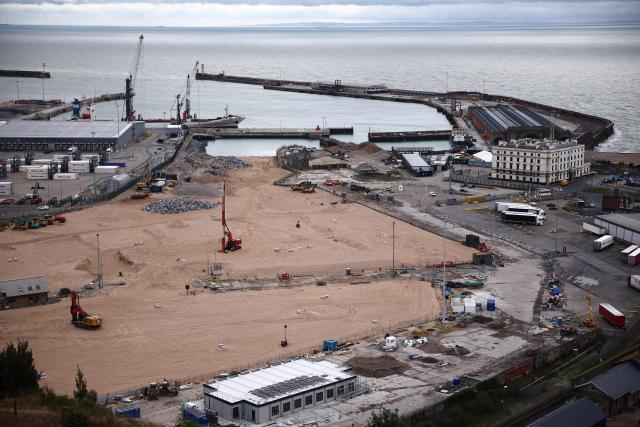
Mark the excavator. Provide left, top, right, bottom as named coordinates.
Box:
left=70, top=291, right=103, bottom=329
left=583, top=295, right=596, bottom=328
left=220, top=180, right=242, bottom=253
left=131, top=164, right=152, bottom=199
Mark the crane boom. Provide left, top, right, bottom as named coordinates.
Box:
left=125, top=34, right=144, bottom=121
left=184, top=61, right=199, bottom=121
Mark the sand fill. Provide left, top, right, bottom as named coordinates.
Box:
left=347, top=355, right=408, bottom=378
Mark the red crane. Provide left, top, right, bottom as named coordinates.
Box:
left=69, top=291, right=102, bottom=329
left=220, top=180, right=242, bottom=253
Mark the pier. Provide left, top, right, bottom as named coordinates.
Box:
left=192, top=127, right=349, bottom=141
left=0, top=69, right=51, bottom=79
left=194, top=72, right=614, bottom=149
left=368, top=130, right=451, bottom=142
left=21, top=92, right=126, bottom=120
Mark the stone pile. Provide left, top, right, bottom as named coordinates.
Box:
left=143, top=197, right=219, bottom=214
left=168, top=154, right=251, bottom=178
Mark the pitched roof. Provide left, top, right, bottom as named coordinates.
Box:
left=527, top=398, right=607, bottom=427
left=0, top=276, right=48, bottom=298
left=579, top=360, right=640, bottom=399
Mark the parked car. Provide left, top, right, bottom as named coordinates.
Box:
left=429, top=191, right=436, bottom=197
left=546, top=203, right=557, bottom=208
left=37, top=205, right=50, bottom=211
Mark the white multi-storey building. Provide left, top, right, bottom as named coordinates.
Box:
left=491, top=138, right=590, bottom=184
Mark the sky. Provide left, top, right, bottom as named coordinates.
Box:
left=0, top=0, right=639, bottom=27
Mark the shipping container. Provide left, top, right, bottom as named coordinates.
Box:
left=621, top=245, right=638, bottom=257
left=628, top=248, right=640, bottom=265
left=628, top=275, right=640, bottom=291
left=464, top=297, right=476, bottom=314
left=599, top=303, right=625, bottom=328
left=95, top=166, right=121, bottom=174
left=487, top=299, right=496, bottom=311
left=115, top=406, right=141, bottom=418
left=594, top=235, right=614, bottom=251
left=105, top=162, right=126, bottom=168
left=33, top=159, right=52, bottom=165
left=182, top=407, right=208, bottom=426
left=54, top=173, right=79, bottom=180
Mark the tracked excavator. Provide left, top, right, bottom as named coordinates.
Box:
left=220, top=180, right=241, bottom=252
left=70, top=291, right=103, bottom=329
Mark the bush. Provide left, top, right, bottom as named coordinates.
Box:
left=60, top=406, right=91, bottom=427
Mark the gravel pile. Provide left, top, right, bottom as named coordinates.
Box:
left=143, top=197, right=219, bottom=214
left=168, top=154, right=251, bottom=179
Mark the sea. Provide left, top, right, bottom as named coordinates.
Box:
left=0, top=25, right=639, bottom=155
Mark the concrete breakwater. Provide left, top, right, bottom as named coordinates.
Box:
left=21, top=92, right=126, bottom=120
left=194, top=72, right=614, bottom=149
left=0, top=69, right=51, bottom=78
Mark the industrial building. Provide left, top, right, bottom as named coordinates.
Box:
left=491, top=138, right=590, bottom=184
left=203, top=358, right=360, bottom=424
left=468, top=105, right=569, bottom=144
left=602, top=189, right=633, bottom=212
left=0, top=276, right=49, bottom=309
left=593, top=213, right=640, bottom=244
left=576, top=359, right=640, bottom=415
left=401, top=152, right=433, bottom=176
left=0, top=120, right=145, bottom=152
left=526, top=398, right=607, bottom=427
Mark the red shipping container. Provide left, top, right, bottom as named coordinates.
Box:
left=599, top=303, right=625, bottom=328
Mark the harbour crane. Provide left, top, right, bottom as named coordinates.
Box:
left=125, top=34, right=144, bottom=121
left=183, top=61, right=199, bottom=122
left=220, top=180, right=242, bottom=252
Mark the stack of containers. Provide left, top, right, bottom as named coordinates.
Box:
left=53, top=154, right=71, bottom=161
left=19, top=164, right=40, bottom=173
left=32, top=159, right=52, bottom=166
left=69, top=160, right=90, bottom=174
left=26, top=166, right=48, bottom=180
left=0, top=182, right=12, bottom=196
left=94, top=165, right=121, bottom=174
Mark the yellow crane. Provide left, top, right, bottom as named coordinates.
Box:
left=584, top=295, right=596, bottom=328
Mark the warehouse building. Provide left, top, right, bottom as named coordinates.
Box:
left=526, top=398, right=607, bottom=427
left=0, top=120, right=145, bottom=152
left=491, top=138, right=590, bottom=184
left=0, top=276, right=49, bottom=309
left=401, top=152, right=433, bottom=176
left=203, top=359, right=361, bottom=424
left=576, top=359, right=640, bottom=415
left=593, top=213, right=640, bottom=244
left=468, top=105, right=569, bottom=144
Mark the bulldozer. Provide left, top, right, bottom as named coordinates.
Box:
left=583, top=295, right=596, bottom=328
left=70, top=291, right=103, bottom=329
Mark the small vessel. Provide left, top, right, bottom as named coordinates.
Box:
left=182, top=105, right=244, bottom=129
left=450, top=128, right=474, bottom=149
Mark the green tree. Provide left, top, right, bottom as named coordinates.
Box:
left=366, top=408, right=403, bottom=427
left=0, top=340, right=39, bottom=418
left=74, top=367, right=88, bottom=400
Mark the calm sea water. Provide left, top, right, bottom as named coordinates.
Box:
left=0, top=25, right=638, bottom=152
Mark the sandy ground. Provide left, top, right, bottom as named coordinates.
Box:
left=0, top=158, right=475, bottom=290
left=0, top=158, right=474, bottom=395
left=1, top=279, right=439, bottom=395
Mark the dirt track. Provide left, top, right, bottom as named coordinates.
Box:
left=0, top=158, right=474, bottom=394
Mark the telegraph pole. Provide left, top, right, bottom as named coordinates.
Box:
left=392, top=221, right=396, bottom=271
left=96, top=233, right=103, bottom=289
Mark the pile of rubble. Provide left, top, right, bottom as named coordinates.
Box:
left=143, top=197, right=219, bottom=214
left=169, top=154, right=251, bottom=179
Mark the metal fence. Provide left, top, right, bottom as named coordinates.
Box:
left=449, top=169, right=540, bottom=191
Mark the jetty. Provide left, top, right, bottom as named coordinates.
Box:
left=192, top=127, right=352, bottom=141
left=368, top=130, right=451, bottom=142
left=0, top=69, right=51, bottom=79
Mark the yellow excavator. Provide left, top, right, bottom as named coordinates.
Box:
left=583, top=295, right=596, bottom=327
left=131, top=164, right=152, bottom=199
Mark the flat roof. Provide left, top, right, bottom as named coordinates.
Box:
left=595, top=213, right=640, bottom=234
left=204, top=359, right=354, bottom=406
left=496, top=138, right=579, bottom=150
left=0, top=120, right=131, bottom=139
left=526, top=397, right=607, bottom=427
left=402, top=153, right=430, bottom=168
left=0, top=276, right=48, bottom=298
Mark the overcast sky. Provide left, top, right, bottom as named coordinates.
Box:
left=1, top=0, right=639, bottom=27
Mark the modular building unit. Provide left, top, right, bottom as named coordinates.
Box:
left=94, top=165, right=121, bottom=174
left=203, top=359, right=358, bottom=424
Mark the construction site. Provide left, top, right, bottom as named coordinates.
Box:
left=0, top=38, right=638, bottom=426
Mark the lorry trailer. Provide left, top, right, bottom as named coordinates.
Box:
left=629, top=248, right=640, bottom=265
left=593, top=235, right=614, bottom=251
left=599, top=303, right=625, bottom=328
left=501, top=211, right=544, bottom=225
left=628, top=275, right=640, bottom=291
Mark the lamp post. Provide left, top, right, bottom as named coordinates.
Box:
left=163, top=112, right=166, bottom=128
left=96, top=233, right=103, bottom=289
left=392, top=221, right=395, bottom=271
left=91, top=131, right=96, bottom=195
left=41, top=62, right=46, bottom=101
left=16, top=80, right=20, bottom=100
left=442, top=220, right=448, bottom=321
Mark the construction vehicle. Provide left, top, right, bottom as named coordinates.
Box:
left=69, top=290, right=103, bottom=329
left=158, top=379, right=179, bottom=396
left=143, top=383, right=160, bottom=400
left=131, top=164, right=152, bottom=199
left=29, top=182, right=43, bottom=204
left=125, top=34, right=144, bottom=121
left=220, top=180, right=242, bottom=252
left=290, top=181, right=311, bottom=191
left=583, top=295, right=596, bottom=328
left=301, top=183, right=317, bottom=193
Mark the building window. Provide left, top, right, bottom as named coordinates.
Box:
left=232, top=407, right=240, bottom=419
left=327, top=388, right=334, bottom=399
left=283, top=401, right=291, bottom=413
left=305, top=394, right=313, bottom=405
left=348, top=382, right=355, bottom=392
left=271, top=405, right=280, bottom=417
left=316, top=391, right=324, bottom=402
left=294, top=398, right=302, bottom=409
left=337, top=385, right=345, bottom=396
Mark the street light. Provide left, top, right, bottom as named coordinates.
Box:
left=392, top=221, right=395, bottom=271
left=442, top=220, right=448, bottom=322
left=16, top=80, right=20, bottom=100
left=96, top=233, right=103, bottom=289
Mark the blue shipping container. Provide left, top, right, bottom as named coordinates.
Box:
left=323, top=339, right=338, bottom=352
left=115, top=407, right=141, bottom=418
left=105, top=162, right=126, bottom=168
left=183, top=407, right=208, bottom=426
left=486, top=299, right=496, bottom=311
